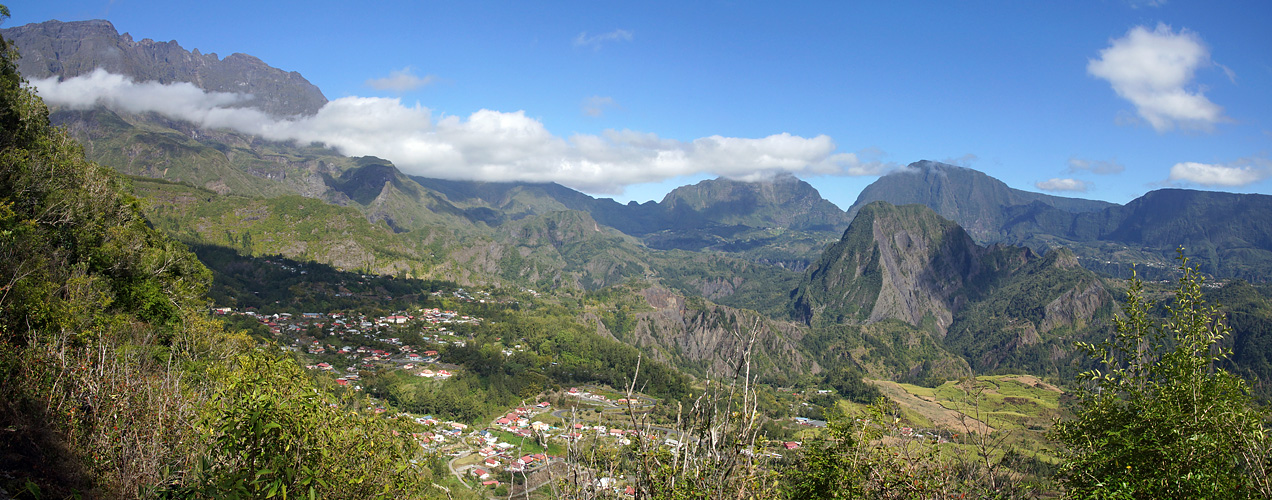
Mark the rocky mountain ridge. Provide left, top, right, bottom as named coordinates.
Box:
left=2, top=19, right=327, bottom=117
left=791, top=202, right=1114, bottom=376
left=12, top=14, right=1272, bottom=388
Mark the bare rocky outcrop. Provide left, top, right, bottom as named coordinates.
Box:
left=617, top=286, right=819, bottom=380
left=793, top=202, right=1028, bottom=337
left=867, top=214, right=981, bottom=337
left=1040, top=281, right=1110, bottom=332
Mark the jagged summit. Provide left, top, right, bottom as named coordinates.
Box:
left=1, top=19, right=328, bottom=117
left=791, top=201, right=1005, bottom=331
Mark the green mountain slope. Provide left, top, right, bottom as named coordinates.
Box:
left=493, top=209, right=651, bottom=290
left=942, top=249, right=1114, bottom=374
left=133, top=176, right=450, bottom=276
left=53, top=107, right=358, bottom=197
left=791, top=201, right=1028, bottom=331
left=326, top=157, right=477, bottom=233
left=792, top=202, right=1115, bottom=379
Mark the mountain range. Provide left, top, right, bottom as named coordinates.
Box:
left=8, top=19, right=1272, bottom=390
left=3, top=19, right=326, bottom=117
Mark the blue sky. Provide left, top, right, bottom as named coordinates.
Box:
left=8, top=0, right=1272, bottom=209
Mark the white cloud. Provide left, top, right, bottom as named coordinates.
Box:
left=1167, top=158, right=1272, bottom=187
left=31, top=70, right=889, bottom=194
left=574, top=29, right=633, bottom=50
left=1067, top=157, right=1125, bottom=175
left=1036, top=178, right=1091, bottom=192
left=365, top=66, right=437, bottom=92
left=1088, top=24, right=1227, bottom=132
left=582, top=96, right=617, bottom=117
left=31, top=68, right=252, bottom=118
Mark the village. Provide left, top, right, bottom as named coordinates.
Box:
left=209, top=288, right=850, bottom=498
left=211, top=300, right=663, bottom=496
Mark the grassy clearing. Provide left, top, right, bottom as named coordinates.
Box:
left=876, top=375, right=1065, bottom=467
left=926, top=375, right=1063, bottom=433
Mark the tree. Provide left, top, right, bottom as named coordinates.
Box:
left=1050, top=252, right=1272, bottom=498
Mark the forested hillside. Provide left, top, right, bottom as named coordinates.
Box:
left=0, top=23, right=437, bottom=498
left=6, top=10, right=1272, bottom=499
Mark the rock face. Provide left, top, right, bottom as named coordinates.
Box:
left=2, top=19, right=327, bottom=117
left=622, top=286, right=820, bottom=381
left=1039, top=281, right=1106, bottom=332
left=865, top=205, right=985, bottom=336
left=791, top=201, right=1026, bottom=335
left=792, top=202, right=1117, bottom=374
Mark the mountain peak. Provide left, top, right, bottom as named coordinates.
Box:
left=659, top=175, right=850, bottom=232
left=792, top=202, right=987, bottom=331
left=847, top=162, right=1115, bottom=243
left=906, top=159, right=969, bottom=172
left=2, top=19, right=328, bottom=117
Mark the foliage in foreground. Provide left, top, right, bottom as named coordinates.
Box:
left=0, top=15, right=435, bottom=498
left=1050, top=255, right=1272, bottom=498
left=168, top=350, right=430, bottom=499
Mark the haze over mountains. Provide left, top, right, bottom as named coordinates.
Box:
left=7, top=18, right=1272, bottom=389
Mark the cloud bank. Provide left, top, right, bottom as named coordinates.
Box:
left=32, top=69, right=890, bottom=194
left=1088, top=24, right=1227, bottom=132
left=1167, top=158, right=1272, bottom=187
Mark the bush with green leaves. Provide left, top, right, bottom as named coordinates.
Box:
left=1050, top=253, right=1272, bottom=498
left=172, top=349, right=431, bottom=499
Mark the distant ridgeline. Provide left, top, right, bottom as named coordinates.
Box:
left=848, top=161, right=1272, bottom=282
left=2, top=19, right=327, bottom=117
left=9, top=17, right=1272, bottom=394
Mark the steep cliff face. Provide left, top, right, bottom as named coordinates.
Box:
left=3, top=19, right=327, bottom=117
left=792, top=202, right=1115, bottom=375
left=613, top=287, right=820, bottom=382
left=865, top=203, right=985, bottom=335
left=942, top=248, right=1114, bottom=372
left=792, top=202, right=1017, bottom=335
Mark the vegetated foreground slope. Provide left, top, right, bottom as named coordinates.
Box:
left=0, top=31, right=439, bottom=497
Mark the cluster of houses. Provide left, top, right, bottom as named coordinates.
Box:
left=493, top=402, right=554, bottom=435
left=212, top=304, right=482, bottom=385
